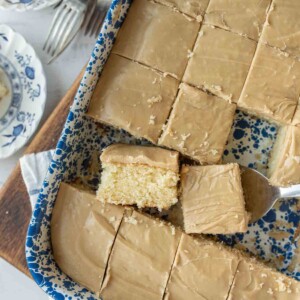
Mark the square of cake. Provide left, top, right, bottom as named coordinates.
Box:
left=97, top=144, right=180, bottom=210
left=51, top=183, right=124, bottom=294
left=205, top=0, right=271, bottom=41
left=100, top=210, right=182, bottom=300
left=154, top=0, right=210, bottom=18
left=261, top=0, right=300, bottom=56
left=165, top=234, right=240, bottom=300
left=183, top=25, right=257, bottom=103
left=238, top=43, right=300, bottom=124
left=87, top=54, right=179, bottom=143
left=228, top=258, right=300, bottom=300
left=180, top=164, right=249, bottom=234
left=268, top=126, right=300, bottom=186
left=112, top=0, right=200, bottom=79
left=159, top=83, right=236, bottom=164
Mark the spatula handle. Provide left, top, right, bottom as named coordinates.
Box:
left=279, top=184, right=300, bottom=199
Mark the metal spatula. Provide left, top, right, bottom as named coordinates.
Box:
left=240, top=166, right=300, bottom=223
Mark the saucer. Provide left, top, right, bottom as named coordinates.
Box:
left=0, top=0, right=61, bottom=11
left=0, top=24, right=46, bottom=159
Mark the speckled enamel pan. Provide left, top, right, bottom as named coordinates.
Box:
left=25, top=0, right=299, bottom=299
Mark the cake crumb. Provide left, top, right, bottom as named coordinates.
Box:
left=267, top=288, right=273, bottom=295
left=109, top=216, right=116, bottom=223
left=170, top=225, right=176, bottom=236
left=276, top=277, right=287, bottom=292
left=249, top=264, right=254, bottom=271
left=124, top=216, right=138, bottom=225
left=187, top=50, right=194, bottom=58
left=147, top=95, right=162, bottom=107
left=261, top=273, right=267, bottom=278
left=149, top=115, right=156, bottom=125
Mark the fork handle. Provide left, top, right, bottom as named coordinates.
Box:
left=279, top=184, right=300, bottom=199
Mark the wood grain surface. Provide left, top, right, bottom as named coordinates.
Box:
left=0, top=68, right=85, bottom=277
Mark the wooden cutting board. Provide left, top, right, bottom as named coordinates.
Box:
left=0, top=68, right=85, bottom=277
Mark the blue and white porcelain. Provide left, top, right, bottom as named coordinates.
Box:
left=0, top=24, right=46, bottom=159
left=25, top=0, right=299, bottom=299
left=0, top=0, right=60, bottom=11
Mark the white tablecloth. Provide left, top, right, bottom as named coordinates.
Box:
left=0, top=7, right=96, bottom=299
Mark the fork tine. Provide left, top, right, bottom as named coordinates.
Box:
left=53, top=10, right=79, bottom=57
left=50, top=6, right=74, bottom=57
left=82, top=0, right=96, bottom=34
left=89, top=9, right=102, bottom=37
left=85, top=5, right=98, bottom=36
left=43, top=3, right=67, bottom=51
left=48, top=14, right=83, bottom=64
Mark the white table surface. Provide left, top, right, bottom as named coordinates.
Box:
left=0, top=6, right=97, bottom=299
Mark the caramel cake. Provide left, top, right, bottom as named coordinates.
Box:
left=97, top=144, right=180, bottom=210
left=100, top=210, right=182, bottom=300
left=238, top=43, right=300, bottom=124
left=183, top=25, right=257, bottom=103
left=228, top=257, right=300, bottom=300
left=159, top=83, right=236, bottom=164
left=51, top=183, right=124, bottom=294
left=87, top=54, right=179, bottom=144
left=268, top=125, right=300, bottom=186
left=204, top=0, right=272, bottom=41
left=261, top=0, right=300, bottom=57
left=111, top=0, right=201, bottom=79
left=180, top=164, right=249, bottom=234
left=51, top=183, right=300, bottom=299
left=164, top=234, right=240, bottom=300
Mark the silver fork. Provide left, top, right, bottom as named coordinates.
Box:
left=240, top=166, right=300, bottom=223
left=84, top=0, right=112, bottom=37
left=43, top=0, right=87, bottom=63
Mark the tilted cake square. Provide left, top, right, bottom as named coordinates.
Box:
left=261, top=0, right=300, bottom=56
left=159, top=83, right=236, bottom=164
left=238, top=43, right=300, bottom=124
left=112, top=0, right=201, bottom=79
left=205, top=0, right=271, bottom=41
left=183, top=25, right=257, bottom=103
left=268, top=125, right=300, bottom=187
left=87, top=54, right=179, bottom=143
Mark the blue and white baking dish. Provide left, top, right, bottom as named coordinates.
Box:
left=26, top=0, right=300, bottom=299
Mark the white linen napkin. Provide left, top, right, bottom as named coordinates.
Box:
left=20, top=150, right=55, bottom=209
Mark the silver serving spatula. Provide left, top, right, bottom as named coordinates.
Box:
left=240, top=166, right=300, bottom=223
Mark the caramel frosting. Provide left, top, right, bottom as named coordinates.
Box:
left=159, top=83, right=236, bottom=164
left=100, top=210, right=182, bottom=300
left=100, top=143, right=179, bottom=172
left=154, top=0, right=210, bottom=18
left=269, top=126, right=300, bottom=186
left=205, top=0, right=271, bottom=41
left=183, top=25, right=257, bottom=103
left=261, top=0, right=300, bottom=57
left=86, top=54, right=179, bottom=143
left=180, top=164, right=249, bottom=234
left=238, top=43, right=300, bottom=124
left=228, top=258, right=300, bottom=299
left=112, top=0, right=201, bottom=78
left=51, top=183, right=124, bottom=294
left=164, top=234, right=240, bottom=300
